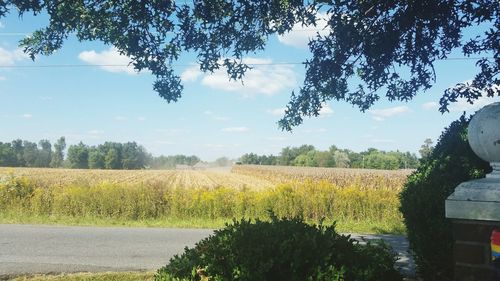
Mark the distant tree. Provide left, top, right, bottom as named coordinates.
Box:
left=121, top=142, right=147, bottom=169
left=186, top=155, right=201, bottom=166
left=296, top=145, right=316, bottom=156
left=419, top=138, right=434, bottom=161
left=292, top=150, right=333, bottom=167
left=302, top=151, right=318, bottom=167
left=50, top=137, right=66, bottom=168
left=88, top=149, right=105, bottom=169
left=279, top=145, right=315, bottom=165
left=67, top=142, right=89, bottom=169
left=36, top=139, right=52, bottom=167
left=259, top=155, right=278, bottom=165
left=22, top=141, right=38, bottom=167
left=328, top=145, right=338, bottom=155
left=147, top=154, right=201, bottom=169
left=313, top=151, right=335, bottom=167
left=278, top=147, right=294, bottom=166
left=105, top=148, right=121, bottom=169
left=403, top=152, right=420, bottom=169
left=148, top=155, right=173, bottom=169
left=347, top=151, right=363, bottom=168
left=292, top=154, right=307, bottom=167
left=333, top=151, right=350, bottom=168
left=362, top=150, right=395, bottom=170
left=0, top=142, right=16, bottom=166
left=11, top=139, right=24, bottom=167
left=240, top=153, right=260, bottom=165
left=241, top=144, right=418, bottom=170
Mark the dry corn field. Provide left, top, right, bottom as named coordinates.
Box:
left=0, top=165, right=411, bottom=233
left=0, top=167, right=274, bottom=190
left=0, top=165, right=412, bottom=190
left=232, top=165, right=412, bottom=190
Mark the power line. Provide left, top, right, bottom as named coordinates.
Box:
left=0, top=62, right=306, bottom=68
left=0, top=57, right=492, bottom=69
left=0, top=28, right=329, bottom=37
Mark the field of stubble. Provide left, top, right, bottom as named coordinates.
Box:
left=0, top=165, right=410, bottom=233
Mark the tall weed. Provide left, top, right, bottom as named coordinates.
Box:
left=0, top=177, right=402, bottom=228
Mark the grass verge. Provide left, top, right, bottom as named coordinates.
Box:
left=10, top=272, right=154, bottom=281
left=0, top=213, right=405, bottom=234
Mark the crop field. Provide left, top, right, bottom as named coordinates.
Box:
left=0, top=167, right=275, bottom=190
left=0, top=165, right=410, bottom=233
left=232, top=165, right=411, bottom=190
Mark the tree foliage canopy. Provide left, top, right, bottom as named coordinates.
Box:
left=239, top=144, right=419, bottom=169
left=1, top=0, right=498, bottom=129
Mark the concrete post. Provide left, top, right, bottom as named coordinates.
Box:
left=445, top=102, right=500, bottom=281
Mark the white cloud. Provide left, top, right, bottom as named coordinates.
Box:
left=369, top=106, right=412, bottom=121
left=0, top=21, right=4, bottom=28
left=138, top=116, right=146, bottom=121
left=422, top=102, right=438, bottom=110
left=21, top=113, right=32, bottom=119
left=203, top=110, right=229, bottom=121
left=449, top=96, right=500, bottom=112
left=302, top=128, right=327, bottom=133
left=78, top=47, right=136, bottom=74
left=277, top=12, right=331, bottom=49
left=0, top=47, right=29, bottom=66
left=0, top=76, right=6, bottom=81
left=213, top=116, right=230, bottom=121
left=267, top=108, right=286, bottom=116
left=182, top=57, right=297, bottom=96
left=221, top=127, right=249, bottom=133
left=114, top=116, right=127, bottom=121
left=181, top=66, right=202, bottom=82
left=318, top=104, right=334, bottom=117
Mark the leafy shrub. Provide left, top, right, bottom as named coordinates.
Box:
left=400, top=115, right=490, bottom=281
left=155, top=216, right=402, bottom=281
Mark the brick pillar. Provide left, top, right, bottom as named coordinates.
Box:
left=450, top=220, right=500, bottom=281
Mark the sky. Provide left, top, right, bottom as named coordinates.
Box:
left=0, top=10, right=498, bottom=161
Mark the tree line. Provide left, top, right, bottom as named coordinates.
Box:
left=0, top=137, right=200, bottom=170
left=239, top=145, right=421, bottom=170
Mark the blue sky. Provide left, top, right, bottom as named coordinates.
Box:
left=0, top=12, right=498, bottom=161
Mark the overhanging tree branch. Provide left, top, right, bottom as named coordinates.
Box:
left=0, top=0, right=497, bottom=130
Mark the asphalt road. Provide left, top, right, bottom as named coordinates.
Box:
left=0, top=224, right=414, bottom=278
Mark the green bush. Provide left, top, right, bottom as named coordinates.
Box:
left=155, top=216, right=402, bottom=281
left=400, top=115, right=490, bottom=281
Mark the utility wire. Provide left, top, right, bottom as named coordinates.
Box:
left=0, top=57, right=492, bottom=69
left=0, top=28, right=329, bottom=37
